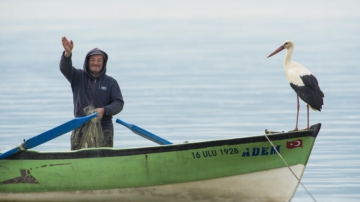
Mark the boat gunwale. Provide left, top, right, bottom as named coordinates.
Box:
left=5, top=123, right=321, bottom=160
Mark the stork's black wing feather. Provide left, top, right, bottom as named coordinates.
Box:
left=300, top=74, right=324, bottom=97
left=290, top=75, right=324, bottom=111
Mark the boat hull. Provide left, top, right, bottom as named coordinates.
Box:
left=1, top=164, right=305, bottom=202
left=0, top=123, right=321, bottom=201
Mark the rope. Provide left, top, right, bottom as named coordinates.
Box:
left=264, top=133, right=317, bottom=202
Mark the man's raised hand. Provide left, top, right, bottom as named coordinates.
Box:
left=62, top=36, right=74, bottom=57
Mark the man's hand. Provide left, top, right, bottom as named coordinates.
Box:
left=62, top=36, right=74, bottom=57
left=95, top=108, right=105, bottom=120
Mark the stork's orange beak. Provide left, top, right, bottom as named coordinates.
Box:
left=267, top=45, right=285, bottom=58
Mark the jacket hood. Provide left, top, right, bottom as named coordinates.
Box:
left=83, top=48, right=108, bottom=78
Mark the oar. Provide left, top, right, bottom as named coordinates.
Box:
left=116, top=118, right=172, bottom=145
left=0, top=113, right=98, bottom=160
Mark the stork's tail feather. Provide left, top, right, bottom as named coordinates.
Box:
left=309, top=105, right=321, bottom=112
left=305, top=94, right=323, bottom=112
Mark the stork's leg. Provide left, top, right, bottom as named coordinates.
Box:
left=306, top=104, right=310, bottom=130
left=293, top=95, right=300, bottom=131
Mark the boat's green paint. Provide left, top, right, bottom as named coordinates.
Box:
left=0, top=124, right=320, bottom=193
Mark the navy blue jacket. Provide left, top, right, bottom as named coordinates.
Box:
left=60, top=48, right=124, bottom=129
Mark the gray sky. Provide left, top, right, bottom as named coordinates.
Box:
left=1, top=0, right=359, bottom=21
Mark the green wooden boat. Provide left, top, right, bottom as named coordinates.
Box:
left=0, top=123, right=321, bottom=202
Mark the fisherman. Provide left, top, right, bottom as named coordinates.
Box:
left=60, top=36, right=124, bottom=150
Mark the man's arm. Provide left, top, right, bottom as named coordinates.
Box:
left=104, top=81, right=124, bottom=117
left=95, top=78, right=124, bottom=120
left=60, top=37, right=77, bottom=83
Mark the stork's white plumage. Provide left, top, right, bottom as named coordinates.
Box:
left=267, top=40, right=324, bottom=131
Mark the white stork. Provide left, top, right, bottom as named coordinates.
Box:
left=267, top=40, right=324, bottom=131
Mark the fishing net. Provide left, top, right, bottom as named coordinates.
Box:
left=79, top=105, right=104, bottom=149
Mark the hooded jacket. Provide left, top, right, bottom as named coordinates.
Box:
left=60, top=48, right=124, bottom=129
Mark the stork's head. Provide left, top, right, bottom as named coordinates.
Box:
left=267, top=40, right=294, bottom=58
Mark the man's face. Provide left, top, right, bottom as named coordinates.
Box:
left=89, top=54, right=104, bottom=77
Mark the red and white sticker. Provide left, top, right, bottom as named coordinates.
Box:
left=286, top=139, right=303, bottom=149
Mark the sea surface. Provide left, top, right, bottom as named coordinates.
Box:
left=0, top=1, right=360, bottom=201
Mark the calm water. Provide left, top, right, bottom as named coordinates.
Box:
left=1, top=1, right=360, bottom=201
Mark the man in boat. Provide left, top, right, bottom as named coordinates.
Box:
left=60, top=36, right=124, bottom=150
